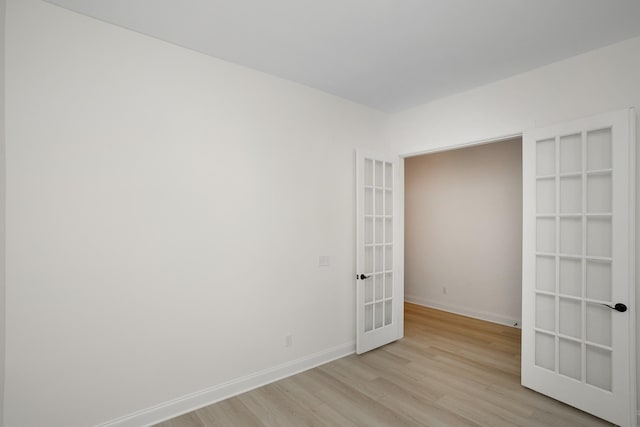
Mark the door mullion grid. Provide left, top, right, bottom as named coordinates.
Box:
left=382, top=162, right=386, bottom=326
left=554, top=136, right=560, bottom=374
left=360, top=158, right=365, bottom=333
left=580, top=131, right=588, bottom=384
left=359, top=156, right=365, bottom=335
left=372, top=159, right=378, bottom=328
left=523, top=112, right=631, bottom=426
left=388, top=162, right=395, bottom=328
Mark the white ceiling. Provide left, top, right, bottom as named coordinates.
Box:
left=44, top=0, right=640, bottom=112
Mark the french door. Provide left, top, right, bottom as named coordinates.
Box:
left=522, top=109, right=635, bottom=426
left=355, top=151, right=401, bottom=354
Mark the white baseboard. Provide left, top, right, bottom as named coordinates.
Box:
left=405, top=295, right=521, bottom=328
left=98, top=342, right=355, bottom=427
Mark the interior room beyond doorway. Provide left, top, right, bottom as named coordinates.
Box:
left=404, top=137, right=523, bottom=328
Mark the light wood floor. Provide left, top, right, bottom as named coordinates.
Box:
left=156, top=303, right=611, bottom=427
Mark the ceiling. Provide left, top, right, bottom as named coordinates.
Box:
left=44, top=0, right=640, bottom=112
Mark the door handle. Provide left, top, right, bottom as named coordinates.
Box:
left=600, top=303, right=628, bottom=313
left=358, top=274, right=371, bottom=280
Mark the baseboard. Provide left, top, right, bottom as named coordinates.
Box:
left=98, top=342, right=355, bottom=427
left=405, top=295, right=521, bottom=328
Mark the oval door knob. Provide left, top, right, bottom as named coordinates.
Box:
left=359, top=274, right=370, bottom=280
left=601, top=303, right=628, bottom=313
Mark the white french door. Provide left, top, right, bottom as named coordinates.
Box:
left=522, top=109, right=636, bottom=426
left=355, top=151, right=401, bottom=354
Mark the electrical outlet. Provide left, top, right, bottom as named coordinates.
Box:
left=442, top=287, right=447, bottom=295
left=285, top=334, right=293, bottom=347
left=318, top=256, right=330, bottom=267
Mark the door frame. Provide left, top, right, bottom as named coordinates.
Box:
left=394, top=117, right=637, bottom=425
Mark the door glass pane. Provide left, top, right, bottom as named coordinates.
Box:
left=587, top=218, right=612, bottom=257
left=365, top=304, right=373, bottom=332
left=560, top=176, right=581, bottom=214
left=587, top=128, right=612, bottom=171
left=586, top=346, right=612, bottom=391
left=365, top=188, right=373, bottom=215
left=586, top=303, right=611, bottom=347
left=536, top=256, right=555, bottom=292
left=536, top=294, right=555, bottom=332
left=375, top=218, right=383, bottom=243
left=537, top=178, right=555, bottom=214
left=375, top=246, right=383, bottom=273
left=559, top=338, right=581, bottom=380
left=365, top=218, right=373, bottom=244
left=384, top=300, right=393, bottom=326
left=385, top=245, right=393, bottom=271
left=559, top=298, right=581, bottom=339
left=535, top=332, right=555, bottom=371
left=364, top=280, right=373, bottom=304
left=385, top=190, right=393, bottom=216
left=559, top=257, right=581, bottom=297
left=374, top=274, right=384, bottom=301
left=587, top=173, right=612, bottom=213
left=385, top=218, right=393, bottom=243
left=364, top=159, right=373, bottom=186
left=537, top=218, right=556, bottom=253
left=586, top=260, right=611, bottom=301
left=560, top=217, right=582, bottom=255
left=385, top=163, right=393, bottom=189
left=384, top=272, right=392, bottom=298
left=560, top=134, right=582, bottom=174
left=375, top=161, right=383, bottom=187
left=375, top=302, right=383, bottom=329
left=364, top=247, right=373, bottom=273
left=537, top=139, right=556, bottom=176
left=375, top=189, right=383, bottom=215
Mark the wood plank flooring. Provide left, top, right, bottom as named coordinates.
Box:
left=155, top=303, right=611, bottom=427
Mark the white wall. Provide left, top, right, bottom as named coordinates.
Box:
left=3, top=0, right=385, bottom=426
left=389, top=35, right=640, bottom=420
left=0, top=0, right=6, bottom=424
left=404, top=138, right=522, bottom=326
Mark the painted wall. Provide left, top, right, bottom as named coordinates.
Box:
left=389, top=35, right=640, bottom=420
left=404, top=138, right=522, bottom=326
left=3, top=0, right=385, bottom=426
left=0, top=0, right=6, bottom=424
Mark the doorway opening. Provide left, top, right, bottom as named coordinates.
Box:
left=403, top=136, right=523, bottom=329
